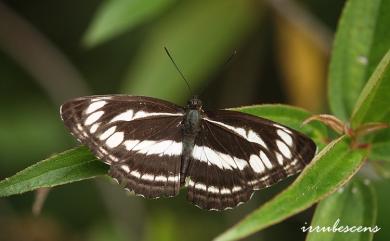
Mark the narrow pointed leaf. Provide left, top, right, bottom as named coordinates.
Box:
left=0, top=146, right=108, bottom=197
left=83, top=0, right=175, bottom=47
left=328, top=0, right=390, bottom=121
left=306, top=179, right=378, bottom=241
left=351, top=49, right=390, bottom=127
left=214, top=136, right=368, bottom=241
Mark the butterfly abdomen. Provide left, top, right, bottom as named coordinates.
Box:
left=180, top=108, right=203, bottom=184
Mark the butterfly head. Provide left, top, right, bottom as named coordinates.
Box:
left=187, top=96, right=203, bottom=110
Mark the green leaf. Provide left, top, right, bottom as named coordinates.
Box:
left=370, top=121, right=390, bottom=161
left=122, top=0, right=259, bottom=103
left=373, top=179, right=390, bottom=240
left=0, top=146, right=108, bottom=197
left=371, top=142, right=390, bottom=162
left=351, top=49, right=390, bottom=127
left=328, top=0, right=390, bottom=121
left=233, top=104, right=328, bottom=149
left=214, top=136, right=368, bottom=241
left=306, top=179, right=378, bottom=241
left=83, top=0, right=175, bottom=47
left=364, top=0, right=390, bottom=79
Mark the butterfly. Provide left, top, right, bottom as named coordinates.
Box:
left=60, top=95, right=316, bottom=211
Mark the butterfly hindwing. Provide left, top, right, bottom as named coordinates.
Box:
left=60, top=95, right=184, bottom=197
left=186, top=109, right=316, bottom=210
left=186, top=126, right=254, bottom=210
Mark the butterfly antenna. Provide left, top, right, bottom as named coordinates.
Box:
left=197, top=49, right=237, bottom=99
left=164, top=47, right=193, bottom=96
left=223, top=50, right=237, bottom=67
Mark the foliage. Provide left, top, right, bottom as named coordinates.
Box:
left=0, top=147, right=106, bottom=197
left=305, top=179, right=377, bottom=241
left=0, top=0, right=389, bottom=240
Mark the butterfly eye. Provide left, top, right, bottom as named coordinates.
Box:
left=187, top=97, right=202, bottom=109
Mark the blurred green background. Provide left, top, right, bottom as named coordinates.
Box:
left=0, top=0, right=388, bottom=240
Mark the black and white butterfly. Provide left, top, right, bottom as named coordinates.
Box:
left=60, top=95, right=316, bottom=211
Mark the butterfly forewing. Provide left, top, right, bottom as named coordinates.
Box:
left=60, top=95, right=184, bottom=197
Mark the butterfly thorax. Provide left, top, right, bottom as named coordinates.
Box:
left=180, top=96, right=203, bottom=184
left=183, top=96, right=203, bottom=135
